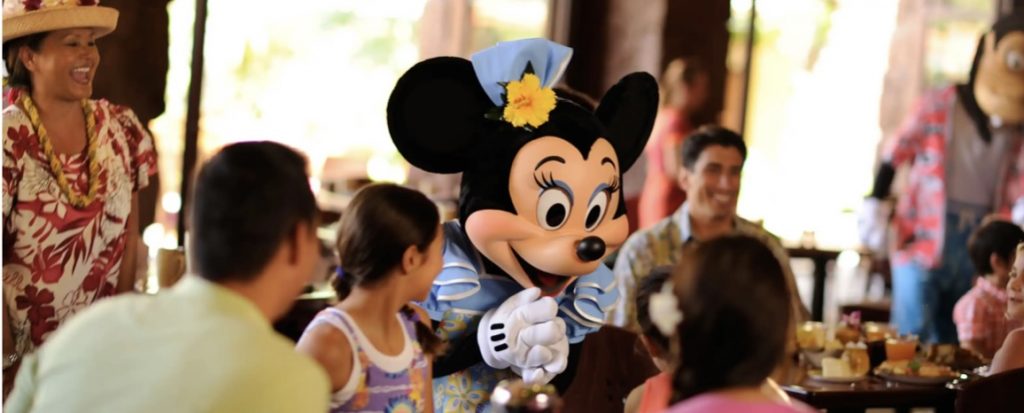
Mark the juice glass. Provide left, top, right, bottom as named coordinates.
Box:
left=885, top=337, right=918, bottom=361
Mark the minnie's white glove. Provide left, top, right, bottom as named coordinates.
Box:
left=477, top=288, right=564, bottom=374
left=858, top=198, right=891, bottom=256
left=512, top=320, right=569, bottom=384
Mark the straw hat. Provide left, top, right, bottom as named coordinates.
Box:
left=3, top=1, right=118, bottom=43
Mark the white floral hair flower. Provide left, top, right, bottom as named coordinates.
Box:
left=649, top=281, right=683, bottom=336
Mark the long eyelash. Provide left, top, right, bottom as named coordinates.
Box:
left=606, top=175, right=621, bottom=193
left=534, top=171, right=557, bottom=189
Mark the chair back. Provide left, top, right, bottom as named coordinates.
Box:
left=956, top=367, right=1024, bottom=413
left=561, top=326, right=660, bottom=412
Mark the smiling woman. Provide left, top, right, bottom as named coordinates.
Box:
left=2, top=0, right=156, bottom=396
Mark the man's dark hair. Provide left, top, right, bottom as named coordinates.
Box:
left=190, top=141, right=317, bottom=282
left=680, top=125, right=747, bottom=171
left=968, top=220, right=1024, bottom=275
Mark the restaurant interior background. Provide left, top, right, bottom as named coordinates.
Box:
left=93, top=0, right=1005, bottom=325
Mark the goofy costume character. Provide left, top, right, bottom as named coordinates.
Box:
left=386, top=39, right=657, bottom=411
left=861, top=14, right=1024, bottom=344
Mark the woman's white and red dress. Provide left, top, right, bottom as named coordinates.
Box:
left=3, top=92, right=156, bottom=356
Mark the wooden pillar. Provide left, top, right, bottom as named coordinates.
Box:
left=562, top=0, right=730, bottom=121
left=661, top=0, right=731, bottom=126
left=561, top=0, right=667, bottom=97
left=418, top=0, right=472, bottom=58
left=602, top=0, right=666, bottom=90
left=562, top=0, right=613, bottom=98
left=878, top=0, right=928, bottom=143
left=178, top=0, right=208, bottom=247
left=92, top=0, right=172, bottom=235
left=1001, top=0, right=1024, bottom=14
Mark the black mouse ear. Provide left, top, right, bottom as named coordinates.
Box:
left=595, top=72, right=659, bottom=172
left=387, top=57, right=494, bottom=173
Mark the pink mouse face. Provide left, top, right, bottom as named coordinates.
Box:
left=464, top=136, right=629, bottom=296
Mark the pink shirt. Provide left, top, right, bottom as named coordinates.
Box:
left=666, top=393, right=816, bottom=413
left=953, top=276, right=1022, bottom=358
left=637, top=372, right=672, bottom=413
left=637, top=109, right=689, bottom=229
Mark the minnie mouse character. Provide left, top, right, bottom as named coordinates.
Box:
left=387, top=39, right=657, bottom=410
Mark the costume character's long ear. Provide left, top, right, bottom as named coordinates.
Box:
left=595, top=72, right=659, bottom=171
left=387, top=57, right=494, bottom=173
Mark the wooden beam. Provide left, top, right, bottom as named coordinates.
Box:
left=178, top=0, right=208, bottom=247
left=661, top=0, right=731, bottom=126
left=739, top=0, right=756, bottom=135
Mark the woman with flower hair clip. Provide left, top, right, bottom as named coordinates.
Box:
left=2, top=0, right=156, bottom=395
left=661, top=235, right=814, bottom=413
left=623, top=266, right=674, bottom=413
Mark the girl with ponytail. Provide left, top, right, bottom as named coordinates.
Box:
left=297, top=183, right=444, bottom=412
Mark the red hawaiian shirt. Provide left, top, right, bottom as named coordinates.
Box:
left=882, top=86, right=1024, bottom=269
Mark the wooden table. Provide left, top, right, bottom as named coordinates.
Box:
left=784, top=375, right=957, bottom=413
left=786, top=247, right=841, bottom=321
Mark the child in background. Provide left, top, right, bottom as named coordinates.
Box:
left=953, top=220, right=1024, bottom=359
left=991, top=242, right=1024, bottom=374
left=297, top=184, right=445, bottom=412
left=662, top=235, right=815, bottom=413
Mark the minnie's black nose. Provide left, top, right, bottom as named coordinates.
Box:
left=576, top=236, right=606, bottom=262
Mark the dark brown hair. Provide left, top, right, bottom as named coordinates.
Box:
left=669, top=235, right=791, bottom=401
left=681, top=125, right=747, bottom=171
left=636, top=266, right=673, bottom=352
left=191, top=141, right=317, bottom=282
left=968, top=219, right=1024, bottom=275
left=333, top=183, right=444, bottom=355
left=4, top=32, right=48, bottom=90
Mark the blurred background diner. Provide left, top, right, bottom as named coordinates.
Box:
left=5, top=0, right=1024, bottom=412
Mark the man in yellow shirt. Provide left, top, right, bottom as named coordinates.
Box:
left=6, top=142, right=330, bottom=412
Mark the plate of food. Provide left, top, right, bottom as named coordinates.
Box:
left=876, top=372, right=954, bottom=385
left=920, top=344, right=987, bottom=371
left=807, top=357, right=868, bottom=384
left=807, top=371, right=866, bottom=384
left=874, top=359, right=957, bottom=385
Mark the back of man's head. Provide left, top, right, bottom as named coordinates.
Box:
left=190, top=141, right=317, bottom=283
left=680, top=125, right=747, bottom=171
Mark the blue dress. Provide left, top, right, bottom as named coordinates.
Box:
left=420, top=221, right=619, bottom=412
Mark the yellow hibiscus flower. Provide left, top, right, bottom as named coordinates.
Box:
left=503, top=73, right=557, bottom=128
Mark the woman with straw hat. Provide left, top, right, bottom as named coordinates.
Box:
left=1, top=0, right=156, bottom=395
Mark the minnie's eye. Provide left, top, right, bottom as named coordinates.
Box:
left=537, top=188, right=571, bottom=230
left=584, top=191, right=609, bottom=231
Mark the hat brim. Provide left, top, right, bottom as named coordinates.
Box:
left=3, top=6, right=118, bottom=43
